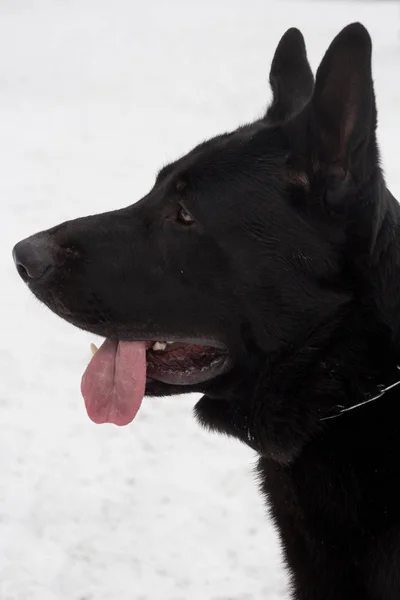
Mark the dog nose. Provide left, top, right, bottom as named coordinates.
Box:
left=12, top=235, right=54, bottom=282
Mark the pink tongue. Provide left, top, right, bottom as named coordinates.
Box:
left=81, top=339, right=146, bottom=426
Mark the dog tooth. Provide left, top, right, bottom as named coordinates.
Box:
left=90, top=343, right=99, bottom=356
left=153, top=342, right=167, bottom=352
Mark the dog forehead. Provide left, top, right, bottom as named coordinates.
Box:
left=161, top=122, right=285, bottom=187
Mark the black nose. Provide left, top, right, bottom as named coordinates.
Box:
left=13, top=235, right=54, bottom=282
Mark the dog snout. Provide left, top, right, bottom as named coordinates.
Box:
left=12, top=234, right=55, bottom=283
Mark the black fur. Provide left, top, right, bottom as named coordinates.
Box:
left=13, top=24, right=400, bottom=599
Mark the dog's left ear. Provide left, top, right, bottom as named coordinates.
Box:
left=310, top=23, right=377, bottom=194
left=265, top=28, right=314, bottom=123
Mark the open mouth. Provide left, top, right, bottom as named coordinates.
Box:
left=81, top=337, right=230, bottom=427
left=146, top=340, right=228, bottom=385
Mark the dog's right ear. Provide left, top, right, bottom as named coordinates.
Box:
left=265, top=28, right=314, bottom=124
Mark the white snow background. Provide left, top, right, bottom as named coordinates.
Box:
left=0, top=1, right=399, bottom=599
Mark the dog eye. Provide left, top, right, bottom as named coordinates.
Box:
left=177, top=205, right=195, bottom=225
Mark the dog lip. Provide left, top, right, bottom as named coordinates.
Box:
left=87, top=331, right=230, bottom=357
left=146, top=353, right=231, bottom=386
left=50, top=313, right=227, bottom=351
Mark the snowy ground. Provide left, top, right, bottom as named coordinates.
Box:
left=0, top=1, right=399, bottom=599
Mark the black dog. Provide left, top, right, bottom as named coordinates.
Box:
left=13, top=23, right=400, bottom=599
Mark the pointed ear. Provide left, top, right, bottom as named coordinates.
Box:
left=265, top=28, right=314, bottom=124
left=311, top=23, right=376, bottom=180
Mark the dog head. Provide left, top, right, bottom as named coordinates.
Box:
left=13, top=24, right=386, bottom=460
